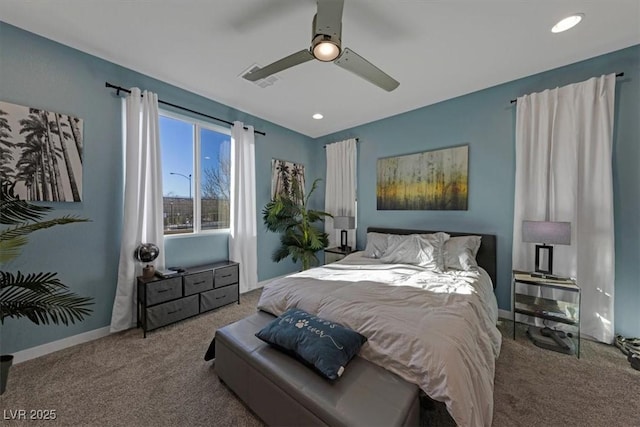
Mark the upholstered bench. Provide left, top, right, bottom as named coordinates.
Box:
left=213, top=311, right=420, bottom=427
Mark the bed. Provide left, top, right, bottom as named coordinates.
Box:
left=217, top=227, right=501, bottom=427
left=212, top=227, right=501, bottom=426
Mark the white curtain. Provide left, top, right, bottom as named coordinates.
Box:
left=229, top=121, right=258, bottom=293
left=110, top=88, right=165, bottom=333
left=512, top=74, right=616, bottom=343
left=325, top=138, right=357, bottom=248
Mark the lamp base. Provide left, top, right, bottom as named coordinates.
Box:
left=142, top=265, right=155, bottom=279
left=340, top=229, right=350, bottom=252
left=534, top=244, right=553, bottom=275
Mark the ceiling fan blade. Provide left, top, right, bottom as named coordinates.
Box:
left=334, top=48, right=399, bottom=91
left=243, top=49, right=314, bottom=81
left=315, top=0, right=344, bottom=36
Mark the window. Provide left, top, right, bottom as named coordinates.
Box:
left=160, top=112, right=231, bottom=235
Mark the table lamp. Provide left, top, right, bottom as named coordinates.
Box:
left=333, top=216, right=355, bottom=252
left=135, top=243, right=160, bottom=279
left=522, top=220, right=571, bottom=277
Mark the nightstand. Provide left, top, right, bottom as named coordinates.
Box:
left=324, top=247, right=352, bottom=264
left=512, top=270, right=580, bottom=357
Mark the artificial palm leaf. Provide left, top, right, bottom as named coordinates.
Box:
left=272, top=244, right=293, bottom=263
left=0, top=216, right=89, bottom=242
left=0, top=271, right=93, bottom=325
left=263, top=178, right=331, bottom=270
left=0, top=236, right=28, bottom=264
left=262, top=197, right=299, bottom=232
left=307, top=209, right=332, bottom=223
left=0, top=185, right=94, bottom=328
left=0, top=182, right=50, bottom=224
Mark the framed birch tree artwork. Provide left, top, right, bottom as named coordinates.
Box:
left=377, top=144, right=468, bottom=210
left=0, top=101, right=83, bottom=202
left=271, top=159, right=305, bottom=204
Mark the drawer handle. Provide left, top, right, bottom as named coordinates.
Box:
left=215, top=296, right=226, bottom=300
left=193, top=280, right=206, bottom=285
left=221, top=274, right=232, bottom=278
left=157, top=289, right=170, bottom=293
left=167, top=309, right=182, bottom=315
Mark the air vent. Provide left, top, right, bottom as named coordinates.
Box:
left=240, top=64, right=279, bottom=88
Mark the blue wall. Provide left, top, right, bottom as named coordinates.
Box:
left=317, top=45, right=640, bottom=337
left=0, top=22, right=320, bottom=354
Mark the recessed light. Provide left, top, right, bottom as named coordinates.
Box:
left=552, top=14, right=584, bottom=33
left=312, top=113, right=323, bottom=120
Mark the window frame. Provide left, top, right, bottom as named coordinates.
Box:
left=159, top=109, right=232, bottom=238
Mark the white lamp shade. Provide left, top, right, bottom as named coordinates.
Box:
left=333, top=216, right=355, bottom=230
left=522, top=221, right=571, bottom=245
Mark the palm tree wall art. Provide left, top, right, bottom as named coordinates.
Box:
left=0, top=101, right=83, bottom=202
left=271, top=158, right=305, bottom=204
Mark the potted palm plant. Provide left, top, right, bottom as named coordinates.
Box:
left=263, top=178, right=331, bottom=270
left=0, top=183, right=93, bottom=394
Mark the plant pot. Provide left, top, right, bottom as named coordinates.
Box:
left=1, top=354, right=13, bottom=395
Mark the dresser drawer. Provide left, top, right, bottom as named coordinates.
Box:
left=146, top=295, right=199, bottom=331
left=146, top=277, right=182, bottom=306
left=214, top=265, right=239, bottom=288
left=184, top=271, right=213, bottom=296
left=200, top=284, right=238, bottom=312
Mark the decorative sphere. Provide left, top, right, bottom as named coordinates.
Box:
left=134, top=243, right=159, bottom=263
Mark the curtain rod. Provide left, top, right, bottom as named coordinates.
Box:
left=323, top=138, right=359, bottom=148
left=104, top=82, right=266, bottom=136
left=509, top=72, right=624, bottom=104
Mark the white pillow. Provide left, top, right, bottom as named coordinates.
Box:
left=379, top=232, right=449, bottom=271
left=443, top=235, right=482, bottom=271
left=363, top=232, right=389, bottom=258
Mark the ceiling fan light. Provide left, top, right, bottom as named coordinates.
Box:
left=313, top=40, right=340, bottom=61
left=552, top=14, right=584, bottom=33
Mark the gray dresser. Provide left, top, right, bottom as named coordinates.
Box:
left=137, top=261, right=239, bottom=337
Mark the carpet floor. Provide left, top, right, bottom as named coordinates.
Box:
left=1, top=288, right=638, bottom=426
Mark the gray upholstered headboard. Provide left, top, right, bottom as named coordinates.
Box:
left=367, top=227, right=497, bottom=288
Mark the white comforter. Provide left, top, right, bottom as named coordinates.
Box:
left=257, top=253, right=502, bottom=427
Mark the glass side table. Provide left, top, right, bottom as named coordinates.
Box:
left=512, top=270, right=581, bottom=358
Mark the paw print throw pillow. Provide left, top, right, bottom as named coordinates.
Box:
left=255, top=308, right=367, bottom=380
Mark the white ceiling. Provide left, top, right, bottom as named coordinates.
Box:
left=2, top=1, right=639, bottom=138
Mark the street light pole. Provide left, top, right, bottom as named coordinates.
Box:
left=170, top=172, right=192, bottom=199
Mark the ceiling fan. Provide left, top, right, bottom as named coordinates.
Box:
left=242, top=0, right=399, bottom=92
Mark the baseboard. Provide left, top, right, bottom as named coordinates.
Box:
left=12, top=326, right=111, bottom=365
left=498, top=309, right=512, bottom=320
